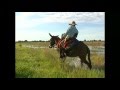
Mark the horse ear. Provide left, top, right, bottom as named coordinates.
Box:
left=49, top=33, right=52, bottom=37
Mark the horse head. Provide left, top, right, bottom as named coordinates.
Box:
left=49, top=33, right=60, bottom=48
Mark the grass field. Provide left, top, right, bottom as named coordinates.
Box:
left=15, top=41, right=105, bottom=78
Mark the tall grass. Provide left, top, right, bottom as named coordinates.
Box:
left=15, top=42, right=105, bottom=78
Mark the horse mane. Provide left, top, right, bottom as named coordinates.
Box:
left=53, top=36, right=61, bottom=40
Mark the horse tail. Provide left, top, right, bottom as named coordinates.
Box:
left=87, top=47, right=92, bottom=69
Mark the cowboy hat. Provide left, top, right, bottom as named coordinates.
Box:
left=69, top=21, right=77, bottom=25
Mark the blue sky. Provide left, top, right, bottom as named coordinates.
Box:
left=15, top=12, right=105, bottom=41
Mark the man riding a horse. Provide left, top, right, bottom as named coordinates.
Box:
left=62, top=21, right=79, bottom=54
left=49, top=21, right=92, bottom=69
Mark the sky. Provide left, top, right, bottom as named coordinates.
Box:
left=15, top=12, right=105, bottom=41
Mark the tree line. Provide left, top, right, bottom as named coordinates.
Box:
left=16, top=39, right=104, bottom=42
left=17, top=40, right=50, bottom=42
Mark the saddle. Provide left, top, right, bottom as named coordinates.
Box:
left=64, top=38, right=77, bottom=48
left=57, top=38, right=78, bottom=49
left=57, top=38, right=79, bottom=57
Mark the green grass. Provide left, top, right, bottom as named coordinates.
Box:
left=15, top=42, right=105, bottom=78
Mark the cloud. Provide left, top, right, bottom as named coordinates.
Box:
left=15, top=12, right=105, bottom=41
left=16, top=12, right=104, bottom=25
left=15, top=12, right=104, bottom=31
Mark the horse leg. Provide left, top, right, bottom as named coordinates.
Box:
left=61, top=48, right=67, bottom=62
left=80, top=56, right=92, bottom=69
left=60, top=49, right=63, bottom=58
left=79, top=56, right=83, bottom=68
left=61, top=48, right=65, bottom=57
left=81, top=60, right=83, bottom=68
left=87, top=48, right=92, bottom=69
left=60, top=48, right=66, bottom=61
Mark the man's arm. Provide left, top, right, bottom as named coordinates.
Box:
left=74, top=33, right=78, bottom=38
left=73, top=27, right=78, bottom=38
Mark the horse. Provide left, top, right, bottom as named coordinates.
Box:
left=49, top=33, right=92, bottom=69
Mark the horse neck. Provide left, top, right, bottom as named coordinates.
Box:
left=55, top=37, right=61, bottom=45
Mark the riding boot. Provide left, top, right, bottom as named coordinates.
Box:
left=65, top=39, right=78, bottom=54
left=65, top=42, right=74, bottom=54
left=65, top=47, right=71, bottom=53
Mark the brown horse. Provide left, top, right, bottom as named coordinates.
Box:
left=49, top=33, right=92, bottom=69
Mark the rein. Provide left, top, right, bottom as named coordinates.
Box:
left=54, top=37, right=62, bottom=48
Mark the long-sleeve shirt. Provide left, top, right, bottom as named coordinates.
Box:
left=64, top=25, right=78, bottom=38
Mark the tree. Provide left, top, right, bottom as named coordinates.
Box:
left=24, top=40, right=28, bottom=42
